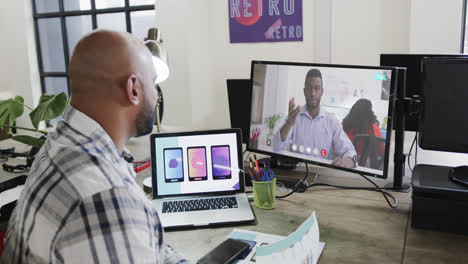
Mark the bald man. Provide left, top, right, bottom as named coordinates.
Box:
left=1, top=30, right=189, bottom=263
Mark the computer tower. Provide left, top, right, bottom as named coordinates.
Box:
left=412, top=164, right=468, bottom=235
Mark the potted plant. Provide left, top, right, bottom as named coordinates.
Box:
left=264, top=114, right=281, bottom=146
left=0, top=92, right=69, bottom=148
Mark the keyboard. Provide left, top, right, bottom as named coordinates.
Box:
left=162, top=197, right=238, bottom=213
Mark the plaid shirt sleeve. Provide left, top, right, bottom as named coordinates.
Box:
left=54, top=187, right=190, bottom=264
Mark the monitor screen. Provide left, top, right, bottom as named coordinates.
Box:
left=380, top=54, right=468, bottom=131
left=248, top=61, right=397, bottom=178
left=227, top=79, right=252, bottom=144
left=419, top=57, right=468, bottom=153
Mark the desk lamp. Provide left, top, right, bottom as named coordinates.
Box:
left=144, top=27, right=169, bottom=133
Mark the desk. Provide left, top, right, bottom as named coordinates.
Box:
left=165, top=188, right=409, bottom=263
left=132, top=167, right=468, bottom=263
left=1, top=137, right=468, bottom=263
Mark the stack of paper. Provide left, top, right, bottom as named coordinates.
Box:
left=228, top=211, right=325, bottom=264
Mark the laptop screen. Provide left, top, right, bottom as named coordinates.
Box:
left=150, top=129, right=244, bottom=197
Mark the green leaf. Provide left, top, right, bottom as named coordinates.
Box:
left=11, top=135, right=46, bottom=147
left=0, top=96, right=25, bottom=134
left=29, top=92, right=68, bottom=129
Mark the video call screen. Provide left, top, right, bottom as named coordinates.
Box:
left=153, top=132, right=241, bottom=196
left=249, top=61, right=395, bottom=178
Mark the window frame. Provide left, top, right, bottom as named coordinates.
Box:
left=31, top=0, right=155, bottom=95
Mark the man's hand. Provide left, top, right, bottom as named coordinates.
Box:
left=280, top=97, right=301, bottom=142
left=286, top=97, right=301, bottom=126
left=331, top=157, right=355, bottom=168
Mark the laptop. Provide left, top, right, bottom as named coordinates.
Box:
left=150, top=129, right=255, bottom=229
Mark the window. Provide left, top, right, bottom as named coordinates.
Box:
left=32, top=0, right=156, bottom=95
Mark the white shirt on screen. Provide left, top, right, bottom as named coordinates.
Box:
left=273, top=106, right=357, bottom=161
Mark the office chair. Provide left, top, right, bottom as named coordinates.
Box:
left=353, top=134, right=385, bottom=169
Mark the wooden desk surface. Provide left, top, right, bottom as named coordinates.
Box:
left=163, top=188, right=409, bottom=264
left=133, top=168, right=468, bottom=264
left=1, top=138, right=467, bottom=263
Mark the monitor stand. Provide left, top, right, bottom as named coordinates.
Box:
left=448, top=166, right=468, bottom=188
left=269, top=156, right=298, bottom=170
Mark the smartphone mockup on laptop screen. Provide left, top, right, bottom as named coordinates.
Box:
left=150, top=129, right=255, bottom=229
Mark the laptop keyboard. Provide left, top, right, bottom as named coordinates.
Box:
left=162, top=197, right=238, bottom=213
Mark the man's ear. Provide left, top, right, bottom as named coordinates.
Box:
left=125, top=74, right=140, bottom=105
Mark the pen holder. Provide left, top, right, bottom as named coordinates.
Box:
left=249, top=139, right=258, bottom=149
left=252, top=178, right=276, bottom=209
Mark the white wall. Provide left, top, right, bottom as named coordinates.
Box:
left=0, top=0, right=41, bottom=127
left=330, top=0, right=410, bottom=66
left=158, top=0, right=315, bottom=129
left=409, top=0, right=464, bottom=53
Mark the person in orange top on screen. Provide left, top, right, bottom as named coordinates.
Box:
left=342, top=98, right=385, bottom=168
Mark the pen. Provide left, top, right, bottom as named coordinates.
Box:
left=249, top=167, right=260, bottom=181
left=248, top=168, right=255, bottom=181
left=254, top=128, right=261, bottom=140
left=249, top=167, right=255, bottom=181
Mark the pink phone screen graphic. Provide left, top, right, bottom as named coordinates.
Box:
left=188, top=147, right=207, bottom=179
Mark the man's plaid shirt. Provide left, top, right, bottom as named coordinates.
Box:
left=1, top=106, right=189, bottom=263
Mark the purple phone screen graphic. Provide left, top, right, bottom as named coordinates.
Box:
left=211, top=146, right=232, bottom=179
left=169, top=159, right=178, bottom=168
left=188, top=147, right=207, bottom=180
left=164, top=148, right=184, bottom=182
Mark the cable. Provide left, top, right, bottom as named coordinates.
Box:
left=303, top=163, right=310, bottom=182
left=2, top=163, right=28, bottom=173
left=407, top=133, right=417, bottom=173
left=357, top=173, right=398, bottom=208
left=305, top=179, right=398, bottom=209
left=275, top=162, right=311, bottom=198
left=275, top=164, right=398, bottom=208
left=415, top=132, right=419, bottom=166
left=275, top=187, right=296, bottom=198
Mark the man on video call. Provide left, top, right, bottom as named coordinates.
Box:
left=273, top=69, right=357, bottom=168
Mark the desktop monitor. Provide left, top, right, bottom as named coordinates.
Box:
left=380, top=54, right=468, bottom=131
left=248, top=60, right=398, bottom=179
left=227, top=79, right=252, bottom=144
left=419, top=57, right=468, bottom=153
